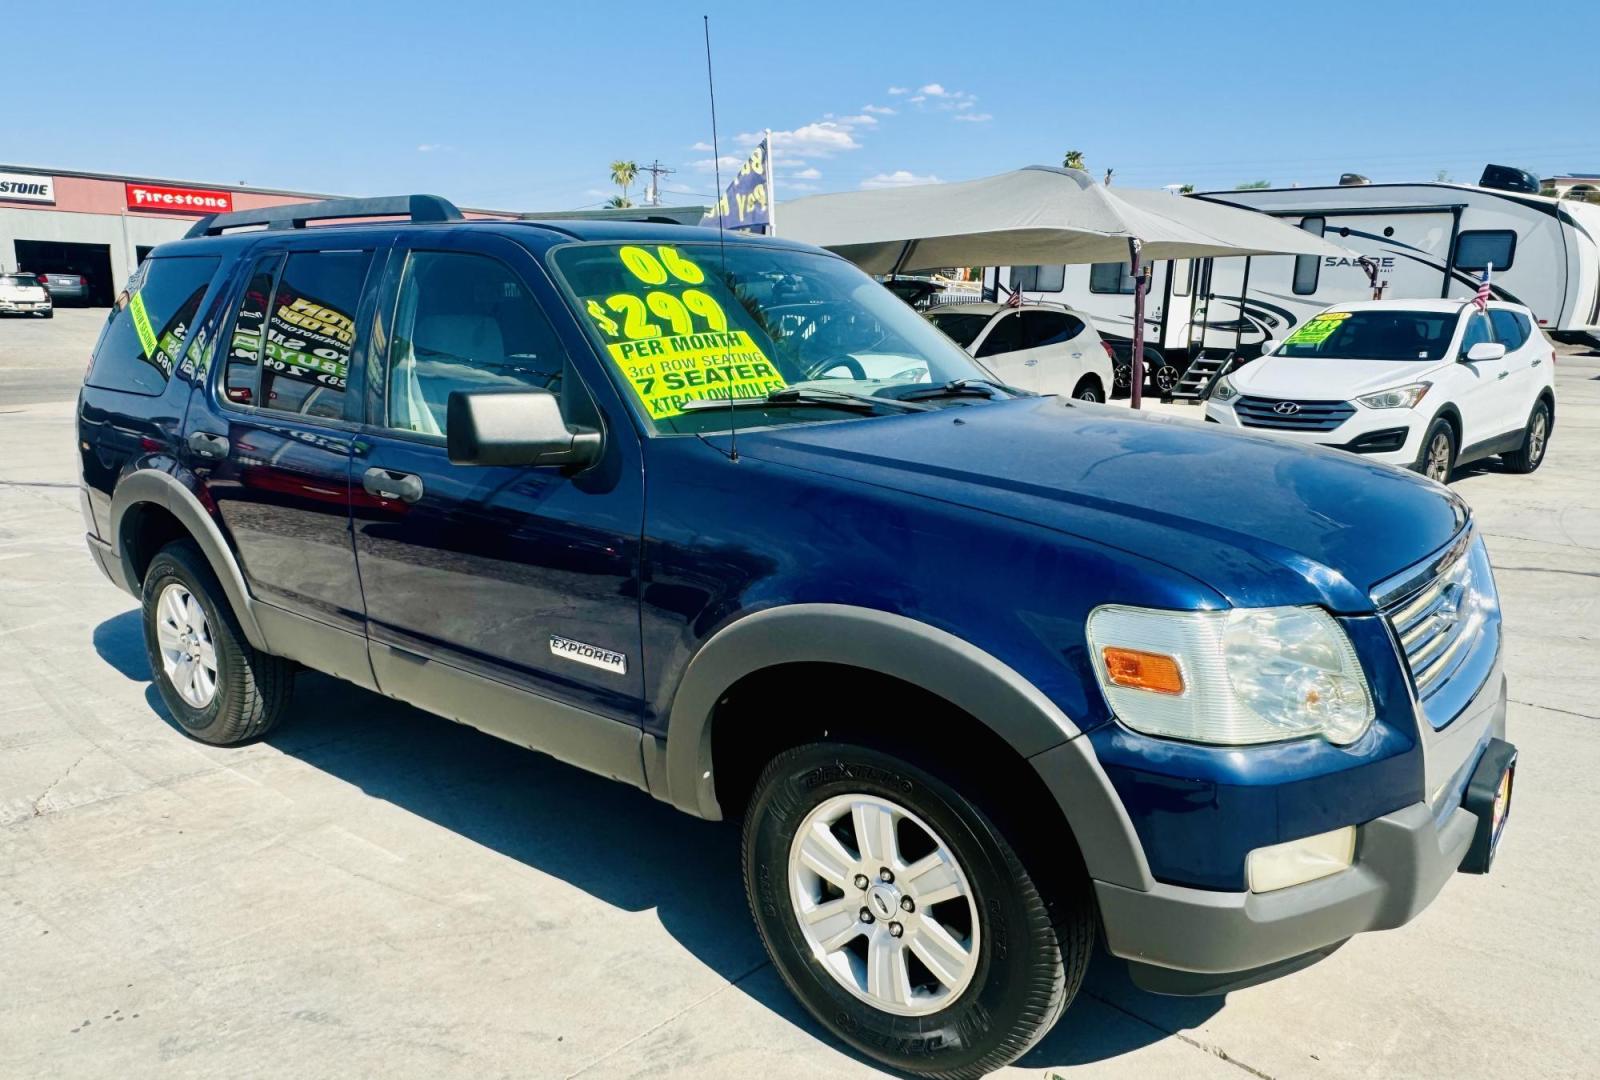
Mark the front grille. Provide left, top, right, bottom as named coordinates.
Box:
left=1234, top=395, right=1355, bottom=431
left=1382, top=537, right=1490, bottom=701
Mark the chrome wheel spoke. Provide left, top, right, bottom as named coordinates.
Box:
left=851, top=800, right=899, bottom=868
left=910, top=913, right=973, bottom=990
left=902, top=850, right=963, bottom=906
left=803, top=897, right=864, bottom=952
left=797, top=821, right=856, bottom=890
left=155, top=582, right=218, bottom=709
left=866, top=933, right=912, bottom=1007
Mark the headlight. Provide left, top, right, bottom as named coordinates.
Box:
left=1356, top=382, right=1430, bottom=409
left=1211, top=375, right=1239, bottom=402
left=1087, top=605, right=1374, bottom=745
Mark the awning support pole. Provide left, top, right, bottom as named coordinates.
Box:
left=1129, top=238, right=1145, bottom=410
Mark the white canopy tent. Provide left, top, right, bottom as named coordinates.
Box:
left=778, top=167, right=1355, bottom=405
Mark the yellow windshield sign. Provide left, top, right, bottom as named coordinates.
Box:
left=586, top=244, right=788, bottom=418
left=1284, top=310, right=1351, bottom=346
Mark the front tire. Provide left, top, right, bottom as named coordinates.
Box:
left=1070, top=375, right=1103, bottom=403
left=743, top=742, right=1093, bottom=1079
left=141, top=540, right=293, bottom=745
left=1416, top=418, right=1457, bottom=484
left=1500, top=399, right=1552, bottom=474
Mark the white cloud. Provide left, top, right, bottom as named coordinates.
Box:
left=689, top=140, right=715, bottom=151
left=740, top=120, right=861, bottom=158
left=416, top=143, right=449, bottom=153
left=692, top=155, right=746, bottom=172
left=919, top=83, right=947, bottom=97
left=908, top=95, right=926, bottom=104
left=836, top=113, right=878, bottom=126
left=955, top=100, right=975, bottom=110
left=887, top=86, right=908, bottom=95
left=862, top=170, right=942, bottom=189
left=862, top=104, right=896, bottom=115
left=952, top=112, right=993, bottom=123
left=791, top=166, right=822, bottom=180
left=784, top=181, right=820, bottom=192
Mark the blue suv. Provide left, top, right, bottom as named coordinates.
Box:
left=78, top=196, right=1516, bottom=1079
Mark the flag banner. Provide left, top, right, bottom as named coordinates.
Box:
left=701, top=136, right=773, bottom=233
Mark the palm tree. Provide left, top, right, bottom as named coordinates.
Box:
left=610, top=160, right=639, bottom=205
left=1178, top=183, right=1195, bottom=194
left=605, top=194, right=633, bottom=209
left=1062, top=150, right=1085, bottom=170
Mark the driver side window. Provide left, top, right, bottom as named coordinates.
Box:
left=976, top=313, right=1024, bottom=358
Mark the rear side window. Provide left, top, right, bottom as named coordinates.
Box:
left=259, top=250, right=372, bottom=420
left=1010, top=264, right=1065, bottom=293
left=1453, top=230, right=1515, bottom=272
left=1021, top=310, right=1086, bottom=348
left=223, top=255, right=280, bottom=405
left=1489, top=309, right=1527, bottom=349
left=1089, top=262, right=1137, bottom=294
left=86, top=256, right=218, bottom=395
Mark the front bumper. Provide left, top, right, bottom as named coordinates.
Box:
left=1096, top=668, right=1508, bottom=995
left=1204, top=397, right=1425, bottom=468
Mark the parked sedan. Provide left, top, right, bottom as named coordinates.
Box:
left=0, top=272, right=53, bottom=317
left=37, top=271, right=89, bottom=305
left=925, top=301, right=1114, bottom=401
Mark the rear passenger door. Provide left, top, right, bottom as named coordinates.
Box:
left=1017, top=309, right=1090, bottom=396
left=350, top=230, right=647, bottom=743
left=197, top=243, right=376, bottom=658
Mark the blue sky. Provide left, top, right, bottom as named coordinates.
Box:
left=8, top=2, right=1597, bottom=210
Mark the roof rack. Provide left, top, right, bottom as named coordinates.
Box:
left=184, top=194, right=463, bottom=239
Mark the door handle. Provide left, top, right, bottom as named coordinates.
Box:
left=1497, top=371, right=1509, bottom=380
left=187, top=430, right=230, bottom=459
left=363, top=467, right=424, bottom=504
left=1531, top=358, right=1543, bottom=367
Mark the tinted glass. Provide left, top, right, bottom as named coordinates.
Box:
left=553, top=242, right=991, bottom=434
left=926, top=311, right=993, bottom=348
left=223, top=255, right=279, bottom=405
left=1293, top=217, right=1325, bottom=295
left=1275, top=309, right=1461, bottom=361
left=1454, top=230, right=1515, bottom=272
left=1089, top=262, right=1136, bottom=294
left=386, top=251, right=576, bottom=436
left=1459, top=312, right=1493, bottom=354
left=260, top=250, right=372, bottom=419
left=1, top=274, right=41, bottom=286
left=86, top=256, right=218, bottom=396
left=1489, top=309, right=1526, bottom=349
left=1021, top=310, right=1085, bottom=348
left=975, top=312, right=1025, bottom=356
left=1011, top=264, right=1065, bottom=293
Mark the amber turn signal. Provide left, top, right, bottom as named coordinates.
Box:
left=1101, top=647, right=1185, bottom=695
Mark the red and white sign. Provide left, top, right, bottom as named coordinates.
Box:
left=125, top=182, right=234, bottom=214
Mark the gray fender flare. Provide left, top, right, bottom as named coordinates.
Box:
left=663, top=603, right=1153, bottom=891
left=109, top=470, right=270, bottom=651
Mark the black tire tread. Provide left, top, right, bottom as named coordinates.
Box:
left=1500, top=400, right=1550, bottom=474
left=142, top=540, right=292, bottom=745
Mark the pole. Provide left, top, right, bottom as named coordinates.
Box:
left=1234, top=256, right=1252, bottom=356
left=1129, top=238, right=1145, bottom=409
left=763, top=129, right=776, bottom=236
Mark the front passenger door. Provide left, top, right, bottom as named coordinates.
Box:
left=1450, top=311, right=1508, bottom=445
left=350, top=232, right=647, bottom=743
left=972, top=311, right=1029, bottom=388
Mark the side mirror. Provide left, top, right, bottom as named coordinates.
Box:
left=1257, top=338, right=1278, bottom=356
left=446, top=389, right=601, bottom=469
left=1463, top=341, right=1506, bottom=363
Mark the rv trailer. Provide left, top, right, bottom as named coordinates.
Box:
left=985, top=165, right=1600, bottom=396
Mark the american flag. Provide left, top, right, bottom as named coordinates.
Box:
left=1471, top=263, right=1492, bottom=313
left=1006, top=284, right=1024, bottom=307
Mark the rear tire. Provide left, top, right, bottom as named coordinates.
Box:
left=1070, top=376, right=1103, bottom=403
left=141, top=540, right=293, bottom=745
left=1415, top=418, right=1457, bottom=484
left=1500, top=399, right=1551, bottom=474
left=743, top=742, right=1093, bottom=1079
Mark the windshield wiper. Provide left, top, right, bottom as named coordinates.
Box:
left=680, top=387, right=929, bottom=414
left=897, top=378, right=1011, bottom=402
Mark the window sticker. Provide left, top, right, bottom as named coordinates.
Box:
left=1284, top=310, right=1352, bottom=346
left=584, top=245, right=788, bottom=419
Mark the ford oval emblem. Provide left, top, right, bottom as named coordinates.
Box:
left=1273, top=401, right=1302, bottom=416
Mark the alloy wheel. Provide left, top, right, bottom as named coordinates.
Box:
left=155, top=582, right=218, bottom=708
left=1528, top=411, right=1548, bottom=464
left=1426, top=432, right=1453, bottom=482
left=787, top=793, right=980, bottom=1016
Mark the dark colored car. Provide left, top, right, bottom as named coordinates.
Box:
left=77, top=195, right=1517, bottom=1079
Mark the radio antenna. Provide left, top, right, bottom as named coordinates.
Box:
left=703, top=14, right=738, bottom=463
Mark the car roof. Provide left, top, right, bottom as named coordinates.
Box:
left=1319, top=298, right=1531, bottom=315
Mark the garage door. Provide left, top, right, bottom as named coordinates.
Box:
left=13, top=239, right=115, bottom=306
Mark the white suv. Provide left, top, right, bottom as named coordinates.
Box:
left=1206, top=299, right=1556, bottom=482
left=925, top=302, right=1115, bottom=401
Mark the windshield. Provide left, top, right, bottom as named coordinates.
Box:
left=1, top=274, right=41, bottom=287
left=552, top=241, right=995, bottom=433
left=925, top=311, right=993, bottom=349
left=1274, top=310, right=1459, bottom=361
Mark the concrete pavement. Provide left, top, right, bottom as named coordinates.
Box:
left=2, top=314, right=1597, bottom=1079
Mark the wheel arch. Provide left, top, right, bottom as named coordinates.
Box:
left=109, top=470, right=270, bottom=651
left=662, top=603, right=1153, bottom=890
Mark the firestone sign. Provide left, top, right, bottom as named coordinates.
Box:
left=125, top=182, right=233, bottom=214
left=0, top=171, right=55, bottom=204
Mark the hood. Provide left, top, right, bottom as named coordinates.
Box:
left=735, top=397, right=1467, bottom=612
left=1231, top=355, right=1444, bottom=398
